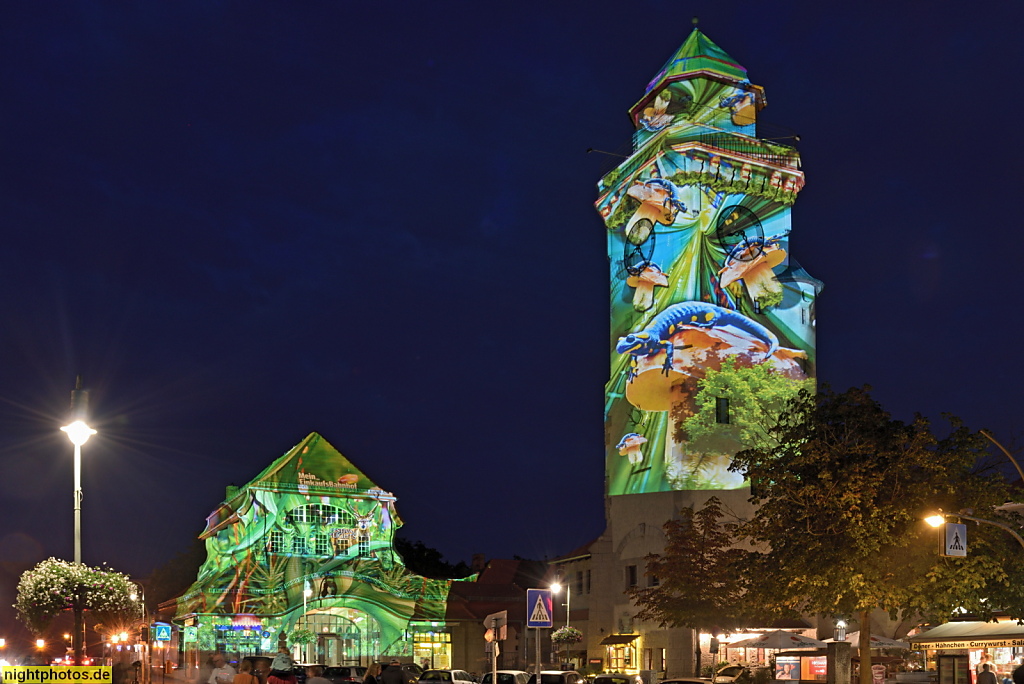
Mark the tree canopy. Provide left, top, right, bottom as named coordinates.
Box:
left=16, top=558, right=138, bottom=635
left=393, top=536, right=472, bottom=580
left=729, top=386, right=1024, bottom=684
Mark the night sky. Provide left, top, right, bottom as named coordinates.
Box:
left=0, top=2, right=1021, bottom=584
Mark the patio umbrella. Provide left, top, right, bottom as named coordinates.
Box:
left=728, top=630, right=828, bottom=649
left=824, top=632, right=910, bottom=649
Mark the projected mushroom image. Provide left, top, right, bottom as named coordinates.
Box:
left=718, top=236, right=787, bottom=308
left=616, top=433, right=648, bottom=465
left=626, top=263, right=669, bottom=311
left=623, top=178, right=685, bottom=234
left=614, top=301, right=810, bottom=490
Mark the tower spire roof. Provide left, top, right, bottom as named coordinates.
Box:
left=643, top=27, right=748, bottom=97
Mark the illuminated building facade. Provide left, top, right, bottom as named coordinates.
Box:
left=172, top=433, right=455, bottom=672
left=555, top=26, right=823, bottom=677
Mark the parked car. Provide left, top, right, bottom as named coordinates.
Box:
left=713, top=666, right=749, bottom=684
left=526, top=671, right=584, bottom=684
left=480, top=671, right=530, bottom=684
left=593, top=675, right=634, bottom=684
left=325, top=666, right=367, bottom=684
left=419, top=670, right=476, bottom=684
left=659, top=679, right=709, bottom=684
left=380, top=662, right=424, bottom=684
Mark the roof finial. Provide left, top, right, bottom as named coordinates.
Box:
left=692, top=16, right=699, bottom=27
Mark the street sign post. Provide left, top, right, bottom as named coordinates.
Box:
left=527, top=590, right=552, bottom=628
left=483, top=611, right=508, bottom=684
left=527, top=589, right=552, bottom=673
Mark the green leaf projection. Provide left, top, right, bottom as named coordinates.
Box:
left=173, top=433, right=454, bottom=658
left=599, top=28, right=821, bottom=495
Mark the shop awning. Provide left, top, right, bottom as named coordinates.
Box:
left=909, top=621, right=1024, bottom=648
left=601, top=634, right=640, bottom=645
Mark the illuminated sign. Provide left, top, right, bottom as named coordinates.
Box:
left=599, top=28, right=820, bottom=496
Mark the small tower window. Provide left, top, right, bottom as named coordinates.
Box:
left=753, top=298, right=762, bottom=314
left=715, top=397, right=730, bottom=424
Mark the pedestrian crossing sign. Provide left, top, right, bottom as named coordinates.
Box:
left=527, top=589, right=553, bottom=628
left=941, top=522, right=967, bottom=557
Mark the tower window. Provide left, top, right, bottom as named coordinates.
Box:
left=715, top=397, right=730, bottom=424
left=753, top=298, right=762, bottom=314
left=626, top=565, right=638, bottom=588
left=586, top=569, right=592, bottom=594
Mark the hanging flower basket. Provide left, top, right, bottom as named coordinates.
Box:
left=550, top=626, right=584, bottom=644
left=290, top=628, right=317, bottom=645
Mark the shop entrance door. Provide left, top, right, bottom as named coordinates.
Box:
left=939, top=655, right=971, bottom=684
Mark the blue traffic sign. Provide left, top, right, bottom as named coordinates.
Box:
left=526, top=589, right=553, bottom=628
left=153, top=624, right=172, bottom=642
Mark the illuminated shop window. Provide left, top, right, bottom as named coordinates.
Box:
left=715, top=397, right=730, bottom=424
left=268, top=530, right=285, bottom=554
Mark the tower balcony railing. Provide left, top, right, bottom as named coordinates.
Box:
left=630, top=123, right=800, bottom=170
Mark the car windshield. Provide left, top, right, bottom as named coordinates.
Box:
left=541, top=676, right=567, bottom=684
left=719, top=668, right=744, bottom=677
left=483, top=676, right=520, bottom=684
left=422, top=673, right=452, bottom=682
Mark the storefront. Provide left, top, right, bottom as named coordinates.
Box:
left=600, top=635, right=639, bottom=674
left=909, top=621, right=1024, bottom=684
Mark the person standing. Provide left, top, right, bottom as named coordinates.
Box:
left=980, top=664, right=999, bottom=684
left=209, top=654, right=237, bottom=684
left=380, top=660, right=405, bottom=684
left=268, top=648, right=297, bottom=684
left=305, top=666, right=331, bottom=684
left=234, top=661, right=261, bottom=684
left=364, top=663, right=383, bottom=684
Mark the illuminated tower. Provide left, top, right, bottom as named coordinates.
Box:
left=565, top=27, right=823, bottom=676
left=597, top=26, right=821, bottom=499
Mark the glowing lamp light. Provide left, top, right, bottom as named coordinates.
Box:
left=925, top=515, right=946, bottom=528
left=61, top=420, right=96, bottom=447
left=119, top=632, right=128, bottom=641
left=35, top=639, right=45, bottom=649
left=551, top=582, right=562, bottom=593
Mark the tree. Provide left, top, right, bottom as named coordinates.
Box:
left=730, top=386, right=1023, bottom=684
left=393, top=536, right=472, bottom=579
left=16, top=558, right=138, bottom=665
left=628, top=496, right=757, bottom=677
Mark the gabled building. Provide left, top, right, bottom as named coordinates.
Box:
left=172, top=433, right=455, bottom=672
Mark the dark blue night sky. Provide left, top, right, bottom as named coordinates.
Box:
left=0, top=1, right=1021, bottom=579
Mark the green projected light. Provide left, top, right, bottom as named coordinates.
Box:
left=174, top=433, right=454, bottom=657
left=598, top=29, right=822, bottom=496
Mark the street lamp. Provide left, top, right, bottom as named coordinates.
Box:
left=926, top=510, right=1024, bottom=550
left=60, top=377, right=95, bottom=566
left=550, top=580, right=570, bottom=627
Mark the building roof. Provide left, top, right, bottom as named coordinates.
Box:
left=549, top=537, right=599, bottom=563
left=201, top=432, right=394, bottom=538
left=644, top=28, right=748, bottom=97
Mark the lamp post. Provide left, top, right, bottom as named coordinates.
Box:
left=61, top=377, right=95, bottom=565
left=551, top=582, right=571, bottom=627
left=60, top=377, right=95, bottom=668
left=926, top=511, right=1024, bottom=550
